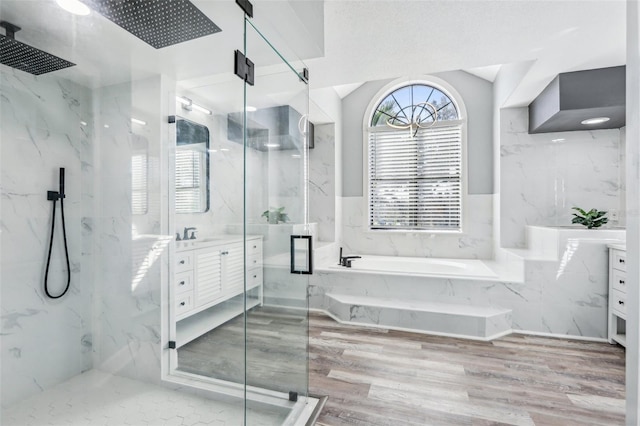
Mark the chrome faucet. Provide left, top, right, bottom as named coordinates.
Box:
left=183, top=227, right=197, bottom=240
left=339, top=247, right=361, bottom=268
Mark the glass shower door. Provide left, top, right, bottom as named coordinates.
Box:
left=243, top=18, right=311, bottom=423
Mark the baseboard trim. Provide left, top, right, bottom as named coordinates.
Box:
left=311, top=309, right=610, bottom=343
left=512, top=329, right=609, bottom=343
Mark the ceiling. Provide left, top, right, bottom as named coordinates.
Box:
left=307, top=0, right=626, bottom=107
left=0, top=0, right=627, bottom=110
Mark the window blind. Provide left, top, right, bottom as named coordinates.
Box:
left=175, top=148, right=204, bottom=213
left=131, top=153, right=148, bottom=215
left=368, top=124, right=462, bottom=231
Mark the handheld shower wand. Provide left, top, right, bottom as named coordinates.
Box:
left=44, top=168, right=71, bottom=299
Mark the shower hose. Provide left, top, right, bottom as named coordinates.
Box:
left=44, top=168, right=71, bottom=299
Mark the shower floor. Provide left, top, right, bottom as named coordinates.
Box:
left=1, top=369, right=288, bottom=426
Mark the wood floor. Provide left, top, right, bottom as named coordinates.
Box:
left=309, top=313, right=626, bottom=426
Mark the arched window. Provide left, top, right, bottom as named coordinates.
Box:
left=366, top=80, right=465, bottom=232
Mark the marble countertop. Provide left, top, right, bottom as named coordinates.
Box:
left=607, top=242, right=626, bottom=251
left=175, top=234, right=262, bottom=251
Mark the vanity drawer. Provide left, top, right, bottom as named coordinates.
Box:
left=612, top=269, right=627, bottom=294
left=612, top=289, right=627, bottom=317
left=247, top=253, right=262, bottom=269
left=247, top=268, right=263, bottom=290
left=246, top=239, right=262, bottom=256
left=176, top=251, right=194, bottom=272
left=612, top=250, right=626, bottom=272
left=175, top=293, right=193, bottom=317
left=175, top=271, right=194, bottom=294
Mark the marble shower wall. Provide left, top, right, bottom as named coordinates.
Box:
left=500, top=107, right=625, bottom=248
left=0, top=69, right=93, bottom=406
left=90, top=77, right=166, bottom=385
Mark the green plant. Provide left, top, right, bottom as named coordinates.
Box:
left=261, top=206, right=289, bottom=224
left=571, top=207, right=608, bottom=229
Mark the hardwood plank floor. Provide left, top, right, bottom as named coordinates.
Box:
left=309, top=313, right=626, bottom=426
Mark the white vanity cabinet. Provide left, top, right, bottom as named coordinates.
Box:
left=608, top=245, right=627, bottom=347
left=173, top=236, right=263, bottom=347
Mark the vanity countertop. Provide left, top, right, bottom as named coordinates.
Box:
left=175, top=234, right=262, bottom=251
left=607, top=242, right=626, bottom=251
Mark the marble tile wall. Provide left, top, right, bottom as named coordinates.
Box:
left=500, top=107, right=625, bottom=248
left=340, top=194, right=494, bottom=259
left=310, top=124, right=336, bottom=242
left=173, top=105, right=261, bottom=238
left=0, top=69, right=93, bottom=406
left=90, top=76, right=168, bottom=386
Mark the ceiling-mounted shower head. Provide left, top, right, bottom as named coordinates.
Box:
left=0, top=21, right=76, bottom=75
left=79, top=0, right=222, bottom=49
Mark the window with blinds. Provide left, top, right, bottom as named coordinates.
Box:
left=368, top=124, right=463, bottom=231
left=131, top=153, right=148, bottom=215
left=175, top=147, right=206, bottom=213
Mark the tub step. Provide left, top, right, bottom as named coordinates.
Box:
left=325, top=293, right=512, bottom=340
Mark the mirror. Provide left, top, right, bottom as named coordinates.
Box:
left=175, top=117, right=210, bottom=213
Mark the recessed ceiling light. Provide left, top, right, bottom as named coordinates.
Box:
left=246, top=106, right=257, bottom=112
left=131, top=118, right=146, bottom=126
left=56, top=0, right=90, bottom=15
left=581, top=117, right=610, bottom=125
left=551, top=138, right=565, bottom=142
left=264, top=143, right=280, bottom=148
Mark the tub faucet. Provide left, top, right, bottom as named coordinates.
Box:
left=339, top=247, right=361, bottom=268
left=183, top=227, right=197, bottom=240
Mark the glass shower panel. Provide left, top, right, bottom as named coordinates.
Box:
left=244, top=18, right=311, bottom=424
left=170, top=74, right=248, bottom=393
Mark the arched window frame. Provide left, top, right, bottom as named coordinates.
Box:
left=363, top=76, right=468, bottom=233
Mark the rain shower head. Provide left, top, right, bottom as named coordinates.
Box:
left=79, top=0, right=222, bottom=49
left=0, top=21, right=76, bottom=75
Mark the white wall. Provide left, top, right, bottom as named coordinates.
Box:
left=500, top=107, right=626, bottom=248
left=0, top=69, right=93, bottom=406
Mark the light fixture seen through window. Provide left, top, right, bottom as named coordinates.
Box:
left=176, top=96, right=212, bottom=115
left=581, top=117, right=610, bottom=125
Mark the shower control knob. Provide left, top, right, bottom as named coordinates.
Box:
left=179, top=281, right=185, bottom=286
left=180, top=302, right=186, bottom=306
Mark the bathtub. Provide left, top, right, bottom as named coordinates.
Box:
left=325, top=255, right=497, bottom=279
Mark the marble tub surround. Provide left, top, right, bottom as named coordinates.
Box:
left=325, top=293, right=512, bottom=340
left=500, top=107, right=625, bottom=249
left=340, top=193, right=494, bottom=259
left=312, top=224, right=624, bottom=340
left=309, top=123, right=336, bottom=242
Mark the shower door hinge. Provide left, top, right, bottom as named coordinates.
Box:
left=289, top=391, right=298, bottom=402
left=168, top=341, right=176, bottom=349
left=300, top=68, right=309, bottom=84
left=235, top=0, right=253, bottom=18
left=234, top=50, right=254, bottom=86
left=168, top=115, right=176, bottom=124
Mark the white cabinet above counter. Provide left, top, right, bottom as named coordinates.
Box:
left=172, top=235, right=263, bottom=348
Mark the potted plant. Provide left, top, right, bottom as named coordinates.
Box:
left=571, top=207, right=608, bottom=229
left=261, top=206, right=289, bottom=224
